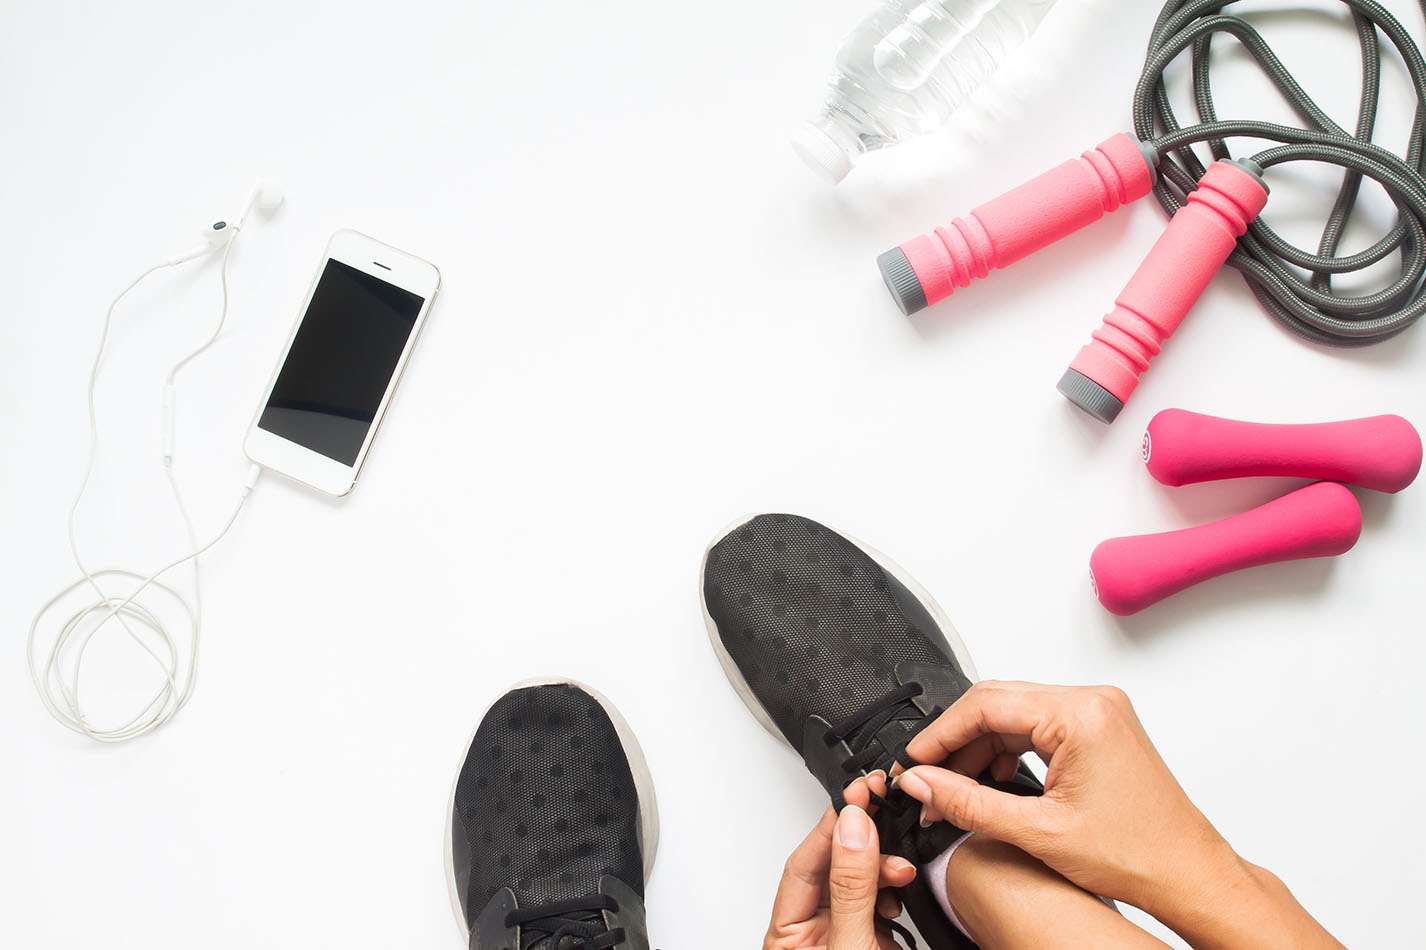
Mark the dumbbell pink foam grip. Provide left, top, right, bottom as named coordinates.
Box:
left=1063, top=161, right=1270, bottom=422
left=897, top=133, right=1154, bottom=307
left=1145, top=409, right=1422, bottom=493
left=1090, top=482, right=1362, bottom=616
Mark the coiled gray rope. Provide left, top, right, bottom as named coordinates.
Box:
left=1134, top=0, right=1426, bottom=344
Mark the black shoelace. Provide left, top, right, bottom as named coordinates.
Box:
left=506, top=895, right=625, bottom=950
left=825, top=683, right=953, bottom=950
left=826, top=683, right=943, bottom=797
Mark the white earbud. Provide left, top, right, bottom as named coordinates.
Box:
left=251, top=179, right=285, bottom=213
left=204, top=219, right=236, bottom=248
left=165, top=181, right=283, bottom=264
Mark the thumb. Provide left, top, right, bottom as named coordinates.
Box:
left=827, top=804, right=883, bottom=950
left=896, top=766, right=1048, bottom=851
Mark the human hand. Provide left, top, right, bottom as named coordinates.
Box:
left=765, top=773, right=918, bottom=950
left=891, top=682, right=1342, bottom=948
left=891, top=682, right=1221, bottom=908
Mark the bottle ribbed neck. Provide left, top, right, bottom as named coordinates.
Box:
left=792, top=106, right=866, bottom=184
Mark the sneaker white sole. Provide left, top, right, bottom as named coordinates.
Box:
left=699, top=514, right=979, bottom=752
left=443, top=676, right=660, bottom=944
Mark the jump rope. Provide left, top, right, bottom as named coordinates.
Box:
left=880, top=0, right=1426, bottom=423
left=24, top=4, right=1426, bottom=739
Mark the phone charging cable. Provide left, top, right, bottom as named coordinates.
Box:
left=28, top=187, right=279, bottom=742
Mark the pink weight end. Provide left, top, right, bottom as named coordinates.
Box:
left=1145, top=409, right=1422, bottom=493
left=1090, top=481, right=1362, bottom=616
left=1140, top=407, right=1420, bottom=490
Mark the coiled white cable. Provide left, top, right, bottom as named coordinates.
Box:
left=28, top=194, right=268, bottom=742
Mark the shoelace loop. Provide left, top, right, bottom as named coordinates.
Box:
left=825, top=683, right=944, bottom=782
left=824, top=683, right=950, bottom=950
left=505, top=894, right=625, bottom=950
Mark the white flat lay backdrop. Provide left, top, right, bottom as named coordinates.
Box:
left=4, top=0, right=1423, bottom=946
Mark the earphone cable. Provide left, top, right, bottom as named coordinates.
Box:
left=1136, top=0, right=1426, bottom=345
left=28, top=202, right=264, bottom=743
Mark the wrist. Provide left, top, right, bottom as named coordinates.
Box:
left=1133, top=832, right=1245, bottom=932
left=1142, top=843, right=1340, bottom=949
left=1143, top=840, right=1257, bottom=941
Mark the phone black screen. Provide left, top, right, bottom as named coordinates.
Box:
left=258, top=258, right=424, bottom=465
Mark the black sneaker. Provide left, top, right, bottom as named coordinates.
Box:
left=701, top=513, right=1041, bottom=949
left=446, top=678, right=658, bottom=950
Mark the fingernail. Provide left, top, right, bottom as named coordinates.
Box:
left=888, top=857, right=914, bottom=874
left=868, top=769, right=887, bottom=784
left=897, top=769, right=931, bottom=801
left=918, top=805, right=933, bottom=829
left=837, top=804, right=871, bottom=850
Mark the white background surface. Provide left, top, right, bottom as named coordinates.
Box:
left=4, top=1, right=1424, bottom=946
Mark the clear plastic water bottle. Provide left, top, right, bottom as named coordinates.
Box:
left=793, top=0, right=1059, bottom=183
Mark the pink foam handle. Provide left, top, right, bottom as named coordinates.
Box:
left=1145, top=409, right=1423, bottom=493
left=899, top=132, right=1154, bottom=306
left=1090, top=482, right=1362, bottom=616
left=1068, top=161, right=1270, bottom=405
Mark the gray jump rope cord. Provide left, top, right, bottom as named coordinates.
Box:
left=1134, top=0, right=1426, bottom=345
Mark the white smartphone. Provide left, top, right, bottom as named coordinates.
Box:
left=244, top=229, right=440, bottom=495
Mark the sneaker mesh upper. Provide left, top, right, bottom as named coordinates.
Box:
left=703, top=513, right=963, bottom=750
left=452, top=683, right=645, bottom=919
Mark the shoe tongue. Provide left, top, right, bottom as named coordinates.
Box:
left=848, top=714, right=961, bottom=864
left=525, top=932, right=599, bottom=950
left=865, top=713, right=924, bottom=773
left=519, top=911, right=608, bottom=950
left=859, top=715, right=968, bottom=865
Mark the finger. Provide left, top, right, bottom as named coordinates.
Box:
left=827, top=805, right=883, bottom=950
left=768, top=807, right=836, bottom=928
left=944, top=731, right=1032, bottom=778
left=990, top=752, right=1021, bottom=783
left=876, top=888, right=902, bottom=919
left=879, top=855, right=916, bottom=889
left=843, top=770, right=891, bottom=817
left=895, top=766, right=1049, bottom=850
left=944, top=734, right=1000, bottom=777
left=906, top=682, right=1068, bottom=766
left=843, top=774, right=872, bottom=811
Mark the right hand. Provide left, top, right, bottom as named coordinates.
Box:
left=765, top=772, right=918, bottom=950
left=891, top=682, right=1235, bottom=913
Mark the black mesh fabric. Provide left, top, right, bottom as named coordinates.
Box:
left=707, top=514, right=996, bottom=950
left=453, top=684, right=645, bottom=926
left=707, top=514, right=1041, bottom=950
left=703, top=513, right=965, bottom=752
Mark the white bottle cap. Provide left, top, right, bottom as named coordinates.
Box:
left=792, top=121, right=853, bottom=184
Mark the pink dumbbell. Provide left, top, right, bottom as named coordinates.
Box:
left=1059, top=160, right=1270, bottom=423
left=877, top=132, right=1157, bottom=315
left=1144, top=409, right=1423, bottom=493
left=1090, top=481, right=1363, bottom=616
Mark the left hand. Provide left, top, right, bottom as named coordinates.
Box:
left=764, top=772, right=919, bottom=950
